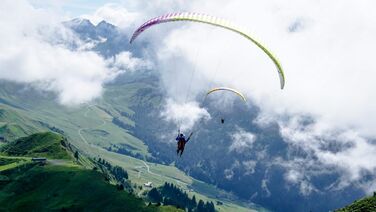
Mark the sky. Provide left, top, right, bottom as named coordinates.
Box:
left=2, top=0, right=376, bottom=195
left=29, top=0, right=120, bottom=17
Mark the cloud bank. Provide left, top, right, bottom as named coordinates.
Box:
left=80, top=3, right=140, bottom=29
left=0, top=0, right=145, bottom=105
left=230, top=128, right=257, bottom=153
left=108, top=0, right=376, bottom=194
left=161, top=99, right=210, bottom=131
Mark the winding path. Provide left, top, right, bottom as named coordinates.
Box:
left=141, top=160, right=161, bottom=177
left=78, top=105, right=106, bottom=145
left=77, top=104, right=188, bottom=187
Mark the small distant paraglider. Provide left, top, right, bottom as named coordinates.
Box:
left=206, top=87, right=247, bottom=124
left=206, top=87, right=247, bottom=102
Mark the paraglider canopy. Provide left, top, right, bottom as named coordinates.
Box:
left=206, top=87, right=247, bottom=102
left=205, top=87, right=246, bottom=125
left=130, top=12, right=285, bottom=89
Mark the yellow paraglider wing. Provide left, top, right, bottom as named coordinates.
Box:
left=206, top=87, right=247, bottom=102
left=130, top=12, right=285, bottom=89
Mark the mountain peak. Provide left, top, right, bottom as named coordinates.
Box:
left=65, top=18, right=95, bottom=28
left=96, top=20, right=114, bottom=27
left=96, top=20, right=116, bottom=31
left=95, top=20, right=117, bottom=38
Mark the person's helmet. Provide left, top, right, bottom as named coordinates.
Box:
left=180, top=133, right=184, bottom=137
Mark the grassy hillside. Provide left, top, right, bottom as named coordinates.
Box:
left=336, top=193, right=376, bottom=212
left=1, top=132, right=71, bottom=159
left=0, top=132, right=181, bottom=212
left=0, top=165, right=165, bottom=211
left=0, top=107, right=43, bottom=141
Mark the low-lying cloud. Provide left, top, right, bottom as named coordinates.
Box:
left=230, top=128, right=257, bottom=153
left=0, top=0, right=146, bottom=105
left=81, top=3, right=140, bottom=29
left=161, top=99, right=210, bottom=132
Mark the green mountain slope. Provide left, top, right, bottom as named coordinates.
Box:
left=0, top=107, right=43, bottom=141
left=1, top=132, right=70, bottom=159
left=0, top=133, right=181, bottom=212
left=336, top=193, right=376, bottom=212
left=0, top=165, right=158, bottom=211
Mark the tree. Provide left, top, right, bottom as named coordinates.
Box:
left=191, top=195, right=197, bottom=208
left=205, top=201, right=215, bottom=212
left=74, top=151, right=79, bottom=161
left=112, top=165, right=128, bottom=181
left=117, top=184, right=124, bottom=191
left=163, top=197, right=169, bottom=206
left=148, top=188, right=162, bottom=203
left=197, top=200, right=205, bottom=212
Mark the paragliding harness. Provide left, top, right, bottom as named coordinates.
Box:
left=176, top=130, right=193, bottom=157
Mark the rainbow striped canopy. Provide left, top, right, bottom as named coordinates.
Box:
left=130, top=12, right=285, bottom=89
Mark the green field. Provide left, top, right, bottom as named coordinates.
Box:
left=2, top=165, right=146, bottom=211
left=0, top=157, right=30, bottom=172
left=0, top=133, right=181, bottom=212
left=1, top=132, right=71, bottom=159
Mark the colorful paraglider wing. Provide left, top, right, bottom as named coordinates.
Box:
left=206, top=87, right=247, bottom=102
left=130, top=12, right=285, bottom=89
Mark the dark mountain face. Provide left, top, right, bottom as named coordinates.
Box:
left=62, top=19, right=367, bottom=212
left=64, top=18, right=97, bottom=40
left=63, top=18, right=146, bottom=58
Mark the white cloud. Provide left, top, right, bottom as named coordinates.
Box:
left=229, top=128, right=257, bottom=153
left=285, top=169, right=302, bottom=184
left=278, top=157, right=320, bottom=196
left=0, top=0, right=106, bottom=105
left=224, top=160, right=241, bottom=180
left=110, top=52, right=152, bottom=72
left=156, top=0, right=376, bottom=139
left=161, top=99, right=210, bottom=132
left=122, top=0, right=376, bottom=193
left=81, top=3, right=140, bottom=29
left=132, top=0, right=376, bottom=135
left=224, top=168, right=234, bottom=180
left=243, top=160, right=257, bottom=175
left=278, top=117, right=376, bottom=193
left=261, top=179, right=271, bottom=197
left=0, top=0, right=144, bottom=105
left=73, top=1, right=376, bottom=137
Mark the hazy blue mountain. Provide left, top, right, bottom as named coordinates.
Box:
left=64, top=18, right=97, bottom=40
left=63, top=18, right=146, bottom=58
